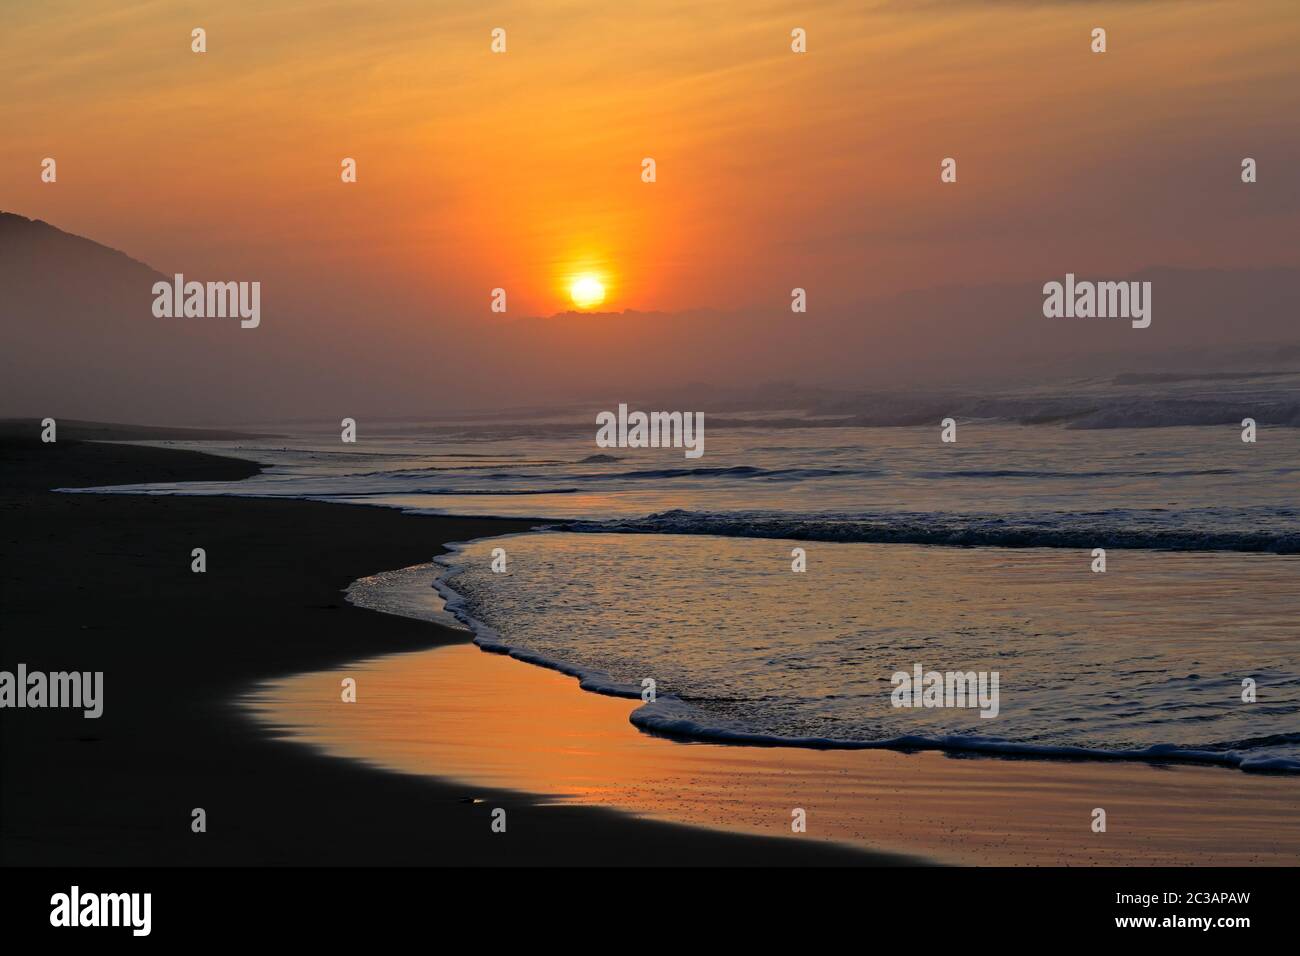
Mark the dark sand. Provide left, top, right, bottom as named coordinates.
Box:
left=0, top=433, right=903, bottom=865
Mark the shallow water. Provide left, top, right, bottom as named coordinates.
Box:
left=70, top=415, right=1300, bottom=769
left=412, top=535, right=1300, bottom=769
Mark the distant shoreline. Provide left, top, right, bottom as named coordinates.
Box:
left=0, top=418, right=282, bottom=443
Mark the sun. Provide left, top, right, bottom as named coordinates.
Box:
left=569, top=274, right=606, bottom=309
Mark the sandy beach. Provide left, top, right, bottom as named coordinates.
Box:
left=0, top=430, right=892, bottom=865
left=3, top=428, right=1295, bottom=867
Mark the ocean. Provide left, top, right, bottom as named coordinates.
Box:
left=68, top=382, right=1300, bottom=771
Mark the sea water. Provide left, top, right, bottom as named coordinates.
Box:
left=68, top=390, right=1300, bottom=770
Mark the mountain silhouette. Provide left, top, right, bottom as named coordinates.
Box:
left=1, top=213, right=272, bottom=423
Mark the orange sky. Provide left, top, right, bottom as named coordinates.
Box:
left=5, top=0, right=1299, bottom=322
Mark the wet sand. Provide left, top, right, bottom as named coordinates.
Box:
left=252, top=640, right=1300, bottom=866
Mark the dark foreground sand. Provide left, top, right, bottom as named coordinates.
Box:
left=0, top=433, right=899, bottom=865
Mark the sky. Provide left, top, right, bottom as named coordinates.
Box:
left=3, top=0, right=1300, bottom=418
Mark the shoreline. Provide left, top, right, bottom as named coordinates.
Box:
left=5, top=431, right=1297, bottom=866
left=0, top=434, right=897, bottom=865
left=252, top=614, right=1300, bottom=867
left=426, top=533, right=1299, bottom=774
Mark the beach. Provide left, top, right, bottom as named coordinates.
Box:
left=4, top=429, right=1296, bottom=867
left=252, top=642, right=1300, bottom=867
left=0, top=431, right=891, bottom=865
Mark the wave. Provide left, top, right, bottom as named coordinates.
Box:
left=350, top=461, right=1269, bottom=489
left=561, top=508, right=1300, bottom=553
left=481, top=464, right=871, bottom=482
left=628, top=699, right=1300, bottom=772
left=424, top=543, right=1299, bottom=773
left=697, top=397, right=1300, bottom=431
left=342, top=461, right=566, bottom=479
left=341, top=487, right=580, bottom=496
left=915, top=468, right=1239, bottom=480
left=1063, top=400, right=1300, bottom=430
